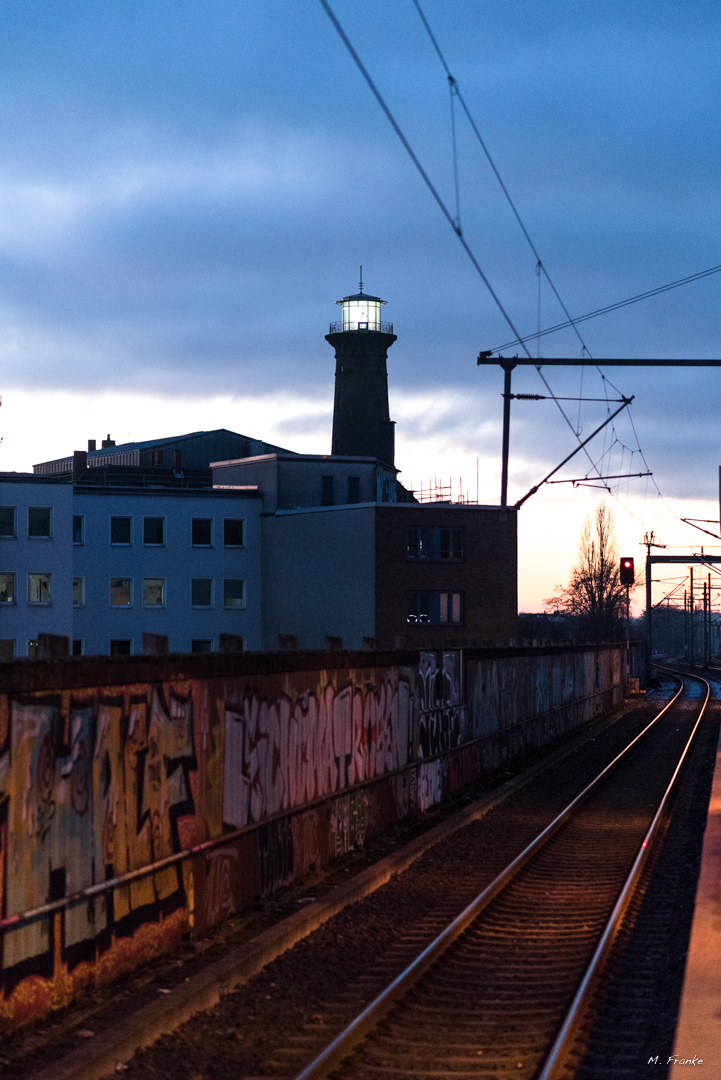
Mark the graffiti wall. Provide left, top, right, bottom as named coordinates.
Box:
left=0, top=642, right=636, bottom=1030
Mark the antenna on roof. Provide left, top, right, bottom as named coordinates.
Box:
left=359, top=265, right=363, bottom=293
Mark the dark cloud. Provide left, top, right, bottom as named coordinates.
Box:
left=0, top=0, right=717, bottom=511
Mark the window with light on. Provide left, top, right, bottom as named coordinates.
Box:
left=28, top=573, right=52, bottom=604
left=336, top=292, right=387, bottom=332
left=110, top=578, right=131, bottom=606
left=143, top=579, right=164, bottom=606
left=0, top=573, right=15, bottom=603
left=407, top=591, right=463, bottom=625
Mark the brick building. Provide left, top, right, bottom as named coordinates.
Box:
left=375, top=503, right=517, bottom=649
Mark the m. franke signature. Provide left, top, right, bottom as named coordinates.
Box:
left=648, top=1055, right=703, bottom=1066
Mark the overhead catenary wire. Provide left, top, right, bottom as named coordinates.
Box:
left=449, top=79, right=461, bottom=233
left=490, top=263, right=721, bottom=354
left=320, top=0, right=689, bottom=541
left=411, top=0, right=719, bottom=531
left=317, top=0, right=628, bottom=501
left=317, top=0, right=533, bottom=359
left=407, top=0, right=669, bottom=514
left=411, top=0, right=594, bottom=359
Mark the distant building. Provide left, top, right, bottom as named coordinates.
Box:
left=33, top=428, right=294, bottom=477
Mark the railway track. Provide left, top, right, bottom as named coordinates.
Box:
left=284, top=670, right=711, bottom=1080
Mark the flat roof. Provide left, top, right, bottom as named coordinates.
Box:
left=271, top=501, right=509, bottom=516
left=73, top=484, right=261, bottom=499
left=210, top=453, right=395, bottom=469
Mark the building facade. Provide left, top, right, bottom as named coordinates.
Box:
left=5, top=284, right=518, bottom=657
left=0, top=475, right=74, bottom=657
left=211, top=455, right=517, bottom=651
left=72, top=485, right=261, bottom=655
left=0, top=472, right=261, bottom=657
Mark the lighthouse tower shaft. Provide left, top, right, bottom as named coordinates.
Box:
left=326, top=289, right=397, bottom=467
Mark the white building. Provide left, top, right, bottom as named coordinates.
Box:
left=72, top=484, right=261, bottom=655
left=0, top=475, right=74, bottom=657
left=0, top=470, right=262, bottom=657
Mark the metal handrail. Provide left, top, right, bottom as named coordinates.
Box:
left=328, top=321, right=393, bottom=334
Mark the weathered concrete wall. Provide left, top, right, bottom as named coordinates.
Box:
left=0, top=641, right=641, bottom=1031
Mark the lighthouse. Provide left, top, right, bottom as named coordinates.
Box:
left=326, top=276, right=397, bottom=467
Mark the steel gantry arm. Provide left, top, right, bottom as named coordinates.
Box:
left=477, top=357, right=721, bottom=367
left=513, top=398, right=633, bottom=510
left=477, top=353, right=721, bottom=507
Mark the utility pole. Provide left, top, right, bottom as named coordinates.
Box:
left=689, top=567, right=695, bottom=668
left=625, top=582, right=630, bottom=682
left=703, top=578, right=708, bottom=668
left=643, top=531, right=667, bottom=677
left=708, top=572, right=712, bottom=666
left=500, top=358, right=516, bottom=506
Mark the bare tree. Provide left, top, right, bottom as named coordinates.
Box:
left=544, top=501, right=627, bottom=640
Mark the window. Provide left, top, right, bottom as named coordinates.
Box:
left=321, top=476, right=334, bottom=506
left=0, top=573, right=15, bottom=604
left=0, top=639, right=15, bottom=660
left=73, top=515, right=84, bottom=544
left=72, top=639, right=83, bottom=656
left=348, top=476, right=360, bottom=504
left=191, top=578, right=212, bottom=607
left=150, top=449, right=164, bottom=466
left=0, top=507, right=16, bottom=537
left=143, top=578, right=164, bottom=606
left=110, top=639, right=131, bottom=655
left=407, top=527, right=463, bottom=562
left=223, top=519, right=244, bottom=547
left=28, top=507, right=51, bottom=538
left=223, top=579, right=245, bottom=608
left=192, top=518, right=212, bottom=546
left=407, top=591, right=463, bottom=626
left=28, top=573, right=52, bottom=604
left=110, top=578, right=132, bottom=606
left=73, top=577, right=84, bottom=607
left=192, top=639, right=213, bottom=653
left=27, top=639, right=38, bottom=658
left=143, top=517, right=164, bottom=545
left=110, top=516, right=132, bottom=545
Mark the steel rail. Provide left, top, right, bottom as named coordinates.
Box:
left=537, top=668, right=710, bottom=1079
left=291, top=679, right=685, bottom=1080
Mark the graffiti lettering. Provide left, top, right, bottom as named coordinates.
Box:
left=0, top=644, right=641, bottom=1038
left=203, top=848, right=238, bottom=927
left=222, top=675, right=412, bottom=829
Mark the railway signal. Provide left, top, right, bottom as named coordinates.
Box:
left=620, top=558, right=635, bottom=585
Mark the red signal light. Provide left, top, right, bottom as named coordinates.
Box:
left=620, top=557, right=635, bottom=585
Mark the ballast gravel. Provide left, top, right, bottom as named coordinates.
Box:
left=99, top=700, right=677, bottom=1080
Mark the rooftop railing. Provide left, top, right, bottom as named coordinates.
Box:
left=328, top=321, right=394, bottom=334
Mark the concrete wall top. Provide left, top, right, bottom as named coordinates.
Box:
left=0, top=640, right=645, bottom=693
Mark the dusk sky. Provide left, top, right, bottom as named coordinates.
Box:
left=0, top=0, right=719, bottom=610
